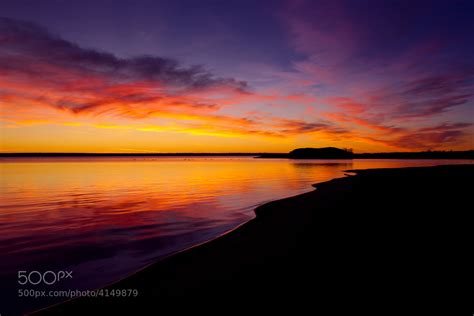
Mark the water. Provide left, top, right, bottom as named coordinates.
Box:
left=0, top=157, right=471, bottom=314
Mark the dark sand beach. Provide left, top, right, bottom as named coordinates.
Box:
left=33, top=164, right=472, bottom=314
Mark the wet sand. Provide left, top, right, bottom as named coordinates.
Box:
left=34, top=164, right=472, bottom=314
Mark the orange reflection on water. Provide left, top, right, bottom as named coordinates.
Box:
left=0, top=157, right=471, bottom=297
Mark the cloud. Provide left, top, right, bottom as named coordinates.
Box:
left=387, top=130, right=468, bottom=150
left=280, top=1, right=474, bottom=117
left=271, top=117, right=348, bottom=135
left=273, top=0, right=474, bottom=150
left=417, top=122, right=473, bottom=132
left=0, top=16, right=249, bottom=121
left=356, top=71, right=474, bottom=120
left=0, top=17, right=247, bottom=92
left=0, top=17, right=349, bottom=143
left=1, top=12, right=473, bottom=152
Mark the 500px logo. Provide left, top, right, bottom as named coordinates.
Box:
left=18, top=270, right=73, bottom=285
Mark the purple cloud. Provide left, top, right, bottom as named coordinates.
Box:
left=0, top=17, right=247, bottom=94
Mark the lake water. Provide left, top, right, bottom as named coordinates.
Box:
left=0, top=157, right=471, bottom=314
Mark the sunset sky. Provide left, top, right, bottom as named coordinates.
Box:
left=1, top=0, right=473, bottom=153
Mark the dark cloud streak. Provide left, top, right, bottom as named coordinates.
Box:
left=0, top=17, right=247, bottom=93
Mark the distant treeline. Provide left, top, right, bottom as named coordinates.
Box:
left=354, top=150, right=474, bottom=159
left=257, top=147, right=352, bottom=159
left=257, top=147, right=474, bottom=159
left=0, top=153, right=258, bottom=157
left=1, top=149, right=473, bottom=159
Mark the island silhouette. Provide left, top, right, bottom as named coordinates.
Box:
left=257, top=147, right=473, bottom=159
left=258, top=147, right=354, bottom=159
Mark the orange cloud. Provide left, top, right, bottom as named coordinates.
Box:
left=1, top=17, right=473, bottom=152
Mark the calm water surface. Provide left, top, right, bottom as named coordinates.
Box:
left=0, top=157, right=471, bottom=313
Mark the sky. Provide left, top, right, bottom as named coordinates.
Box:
left=0, top=0, right=473, bottom=153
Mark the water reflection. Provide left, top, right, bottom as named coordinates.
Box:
left=291, top=161, right=353, bottom=168
left=0, top=157, right=354, bottom=288
left=0, top=157, right=471, bottom=314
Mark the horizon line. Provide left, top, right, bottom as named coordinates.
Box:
left=1, top=149, right=473, bottom=156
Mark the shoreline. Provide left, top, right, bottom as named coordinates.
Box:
left=33, top=164, right=473, bottom=314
